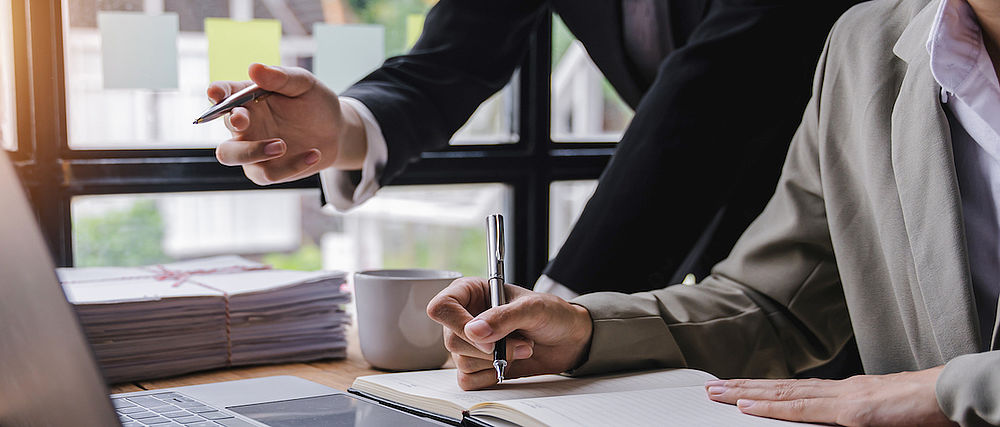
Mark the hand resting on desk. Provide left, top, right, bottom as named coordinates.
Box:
left=706, top=367, right=954, bottom=426
left=426, top=277, right=593, bottom=390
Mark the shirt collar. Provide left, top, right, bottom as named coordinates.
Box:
left=926, top=0, right=988, bottom=101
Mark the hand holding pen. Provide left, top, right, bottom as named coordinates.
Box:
left=425, top=224, right=595, bottom=390
left=200, top=63, right=368, bottom=185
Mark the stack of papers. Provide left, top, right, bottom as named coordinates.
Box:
left=58, top=256, right=350, bottom=383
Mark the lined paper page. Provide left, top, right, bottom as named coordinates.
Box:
left=354, top=368, right=716, bottom=408
left=472, top=386, right=821, bottom=427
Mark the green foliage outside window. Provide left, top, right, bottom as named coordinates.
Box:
left=73, top=200, right=172, bottom=267
left=552, top=15, right=575, bottom=68
left=349, top=0, right=436, bottom=57
left=383, top=226, right=486, bottom=279
left=263, top=241, right=324, bottom=271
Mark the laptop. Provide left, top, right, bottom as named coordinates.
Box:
left=0, top=151, right=447, bottom=427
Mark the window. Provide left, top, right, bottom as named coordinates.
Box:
left=61, top=0, right=513, bottom=149
left=0, top=0, right=14, bottom=151
left=12, top=0, right=612, bottom=285
left=73, top=184, right=508, bottom=278
left=551, top=15, right=632, bottom=142
left=549, top=180, right=597, bottom=259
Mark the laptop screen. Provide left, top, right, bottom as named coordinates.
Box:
left=0, top=151, right=120, bottom=426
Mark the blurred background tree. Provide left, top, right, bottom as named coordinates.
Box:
left=264, top=240, right=323, bottom=271
left=345, top=0, right=436, bottom=57
left=73, top=200, right=171, bottom=267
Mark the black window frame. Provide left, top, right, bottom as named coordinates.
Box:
left=9, top=0, right=616, bottom=285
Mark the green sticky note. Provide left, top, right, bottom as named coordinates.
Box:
left=205, top=18, right=281, bottom=82
left=406, top=14, right=424, bottom=49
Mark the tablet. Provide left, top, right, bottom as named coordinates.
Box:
left=227, top=393, right=451, bottom=426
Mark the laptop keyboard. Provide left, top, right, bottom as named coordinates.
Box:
left=112, top=392, right=254, bottom=427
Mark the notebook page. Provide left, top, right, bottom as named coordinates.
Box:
left=471, top=386, right=821, bottom=427
left=354, top=368, right=716, bottom=408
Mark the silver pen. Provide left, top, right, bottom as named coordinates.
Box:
left=192, top=83, right=271, bottom=125
left=486, top=214, right=508, bottom=384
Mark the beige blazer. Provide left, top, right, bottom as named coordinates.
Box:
left=569, top=1, right=999, bottom=424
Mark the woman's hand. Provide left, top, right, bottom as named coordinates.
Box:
left=706, top=366, right=955, bottom=426
left=426, top=277, right=594, bottom=390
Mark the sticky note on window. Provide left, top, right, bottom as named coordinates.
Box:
left=406, top=14, right=424, bottom=49
left=98, top=12, right=179, bottom=89
left=205, top=18, right=281, bottom=82
left=313, top=24, right=384, bottom=93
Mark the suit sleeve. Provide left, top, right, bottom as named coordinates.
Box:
left=569, top=30, right=855, bottom=379
left=936, top=351, right=1000, bottom=426
left=340, top=0, right=545, bottom=186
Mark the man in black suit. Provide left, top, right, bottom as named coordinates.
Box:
left=208, top=0, right=861, bottom=297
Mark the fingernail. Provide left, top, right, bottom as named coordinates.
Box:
left=466, top=319, right=492, bottom=338
left=707, top=386, right=726, bottom=395
left=513, top=345, right=532, bottom=359
left=304, top=151, right=320, bottom=165
left=264, top=141, right=284, bottom=155
left=737, top=399, right=755, bottom=409
left=704, top=380, right=725, bottom=387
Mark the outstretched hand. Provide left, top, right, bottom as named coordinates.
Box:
left=207, top=63, right=367, bottom=185
left=426, top=277, right=594, bottom=390
left=706, top=366, right=955, bottom=426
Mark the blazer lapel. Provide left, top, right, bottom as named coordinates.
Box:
left=890, top=0, right=981, bottom=358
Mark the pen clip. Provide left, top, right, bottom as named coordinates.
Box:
left=486, top=215, right=504, bottom=280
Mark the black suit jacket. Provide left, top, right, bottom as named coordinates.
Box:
left=341, top=0, right=863, bottom=295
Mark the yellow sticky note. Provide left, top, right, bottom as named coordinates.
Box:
left=205, top=18, right=281, bottom=82
left=406, top=14, right=424, bottom=49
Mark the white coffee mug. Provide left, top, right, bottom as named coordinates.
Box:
left=353, top=269, right=461, bottom=371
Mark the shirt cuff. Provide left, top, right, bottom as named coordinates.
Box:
left=319, top=97, right=388, bottom=212
left=935, top=351, right=1000, bottom=425
left=533, top=274, right=580, bottom=300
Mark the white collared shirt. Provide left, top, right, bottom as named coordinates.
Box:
left=927, top=0, right=1000, bottom=349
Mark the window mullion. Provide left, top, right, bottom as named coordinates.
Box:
left=508, top=8, right=553, bottom=287
left=17, top=0, right=72, bottom=265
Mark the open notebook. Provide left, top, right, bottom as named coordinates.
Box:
left=348, top=368, right=818, bottom=426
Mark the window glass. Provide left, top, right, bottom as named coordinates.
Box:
left=551, top=15, right=632, bottom=142
left=61, top=0, right=515, bottom=149
left=451, top=80, right=518, bottom=145
left=548, top=180, right=597, bottom=259
left=72, top=184, right=510, bottom=277
left=0, top=0, right=15, bottom=151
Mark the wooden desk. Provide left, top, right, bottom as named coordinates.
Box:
left=110, top=325, right=454, bottom=394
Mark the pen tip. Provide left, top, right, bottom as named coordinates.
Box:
left=494, top=360, right=507, bottom=384
left=192, top=120, right=200, bottom=124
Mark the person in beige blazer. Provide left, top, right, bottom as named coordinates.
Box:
left=427, top=0, right=1000, bottom=425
